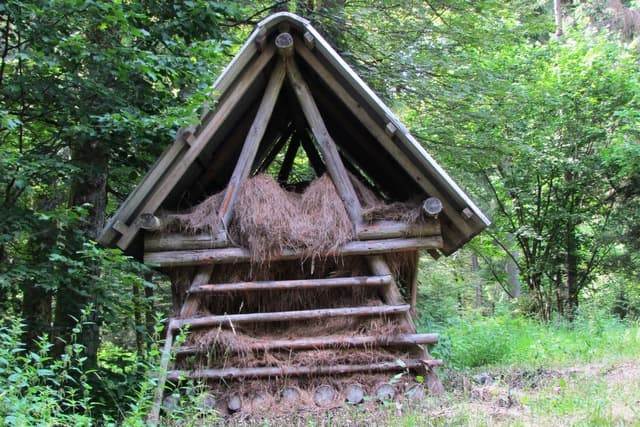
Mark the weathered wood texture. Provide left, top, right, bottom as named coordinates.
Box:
left=144, top=237, right=443, bottom=267
left=218, top=59, right=286, bottom=229
left=145, top=229, right=228, bottom=252
left=116, top=45, right=276, bottom=249
left=148, top=326, right=175, bottom=426
left=179, top=266, right=214, bottom=318
left=167, top=359, right=443, bottom=381
left=170, top=304, right=410, bottom=330
left=357, top=220, right=440, bottom=240
left=285, top=39, right=363, bottom=228
left=144, top=223, right=441, bottom=252
left=294, top=41, right=474, bottom=238
left=176, top=332, right=439, bottom=355
left=188, top=275, right=392, bottom=294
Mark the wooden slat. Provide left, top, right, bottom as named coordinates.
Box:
left=167, top=359, right=442, bottom=381
left=170, top=304, right=410, bottom=330
left=367, top=254, right=444, bottom=394
left=189, top=275, right=392, bottom=294
left=116, top=45, right=276, bottom=249
left=144, top=237, right=443, bottom=267
left=277, top=138, right=301, bottom=184
left=285, top=52, right=363, bottom=228
left=176, top=332, right=439, bottom=355
left=218, top=59, right=287, bottom=229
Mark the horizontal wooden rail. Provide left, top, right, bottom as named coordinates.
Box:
left=188, top=275, right=392, bottom=294
left=176, top=333, right=439, bottom=355
left=170, top=304, right=410, bottom=331
left=144, top=220, right=440, bottom=251
left=167, top=359, right=443, bottom=381
left=144, top=237, right=442, bottom=267
left=145, top=229, right=228, bottom=252
left=356, top=220, right=440, bottom=240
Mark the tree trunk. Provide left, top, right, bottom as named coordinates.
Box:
left=143, top=271, right=155, bottom=351
left=505, top=234, right=521, bottom=298
left=565, top=223, right=579, bottom=318
left=53, top=140, right=107, bottom=371
left=471, top=253, right=483, bottom=310
left=554, top=0, right=563, bottom=37
left=132, top=282, right=144, bottom=355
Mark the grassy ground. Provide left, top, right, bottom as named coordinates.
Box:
left=163, top=316, right=640, bottom=426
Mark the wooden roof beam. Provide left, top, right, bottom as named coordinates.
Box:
left=283, top=33, right=363, bottom=228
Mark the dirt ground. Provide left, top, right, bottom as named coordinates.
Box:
left=217, top=358, right=640, bottom=426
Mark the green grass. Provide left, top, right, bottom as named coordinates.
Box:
left=429, top=314, right=640, bottom=370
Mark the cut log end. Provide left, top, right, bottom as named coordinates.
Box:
left=137, top=213, right=162, bottom=231
left=422, top=197, right=443, bottom=217
left=276, top=32, right=294, bottom=58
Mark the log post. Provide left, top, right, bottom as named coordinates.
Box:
left=283, top=35, right=363, bottom=228
left=217, top=58, right=286, bottom=230
left=367, top=255, right=444, bottom=395
left=167, top=359, right=443, bottom=381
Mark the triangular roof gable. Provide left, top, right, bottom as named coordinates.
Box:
left=99, top=12, right=489, bottom=256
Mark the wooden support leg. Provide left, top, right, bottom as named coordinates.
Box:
left=148, top=325, right=175, bottom=426
left=148, top=266, right=214, bottom=425
left=367, top=255, right=444, bottom=395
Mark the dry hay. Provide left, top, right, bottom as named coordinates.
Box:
left=158, top=173, right=426, bottom=262
left=349, top=172, right=423, bottom=223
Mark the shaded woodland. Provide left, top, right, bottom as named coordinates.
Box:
left=0, top=0, right=639, bottom=424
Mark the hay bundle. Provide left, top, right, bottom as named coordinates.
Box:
left=159, top=172, right=424, bottom=262
left=231, top=174, right=354, bottom=261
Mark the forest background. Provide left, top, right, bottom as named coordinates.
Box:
left=0, top=0, right=639, bottom=424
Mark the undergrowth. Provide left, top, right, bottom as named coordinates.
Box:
left=428, top=310, right=640, bottom=369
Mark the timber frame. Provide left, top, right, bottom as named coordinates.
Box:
left=98, top=12, right=489, bottom=257
left=97, top=12, right=490, bottom=424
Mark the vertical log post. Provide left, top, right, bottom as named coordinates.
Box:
left=367, top=255, right=444, bottom=395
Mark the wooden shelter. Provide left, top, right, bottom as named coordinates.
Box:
left=98, top=12, right=489, bottom=421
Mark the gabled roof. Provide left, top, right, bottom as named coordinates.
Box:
left=98, top=12, right=490, bottom=256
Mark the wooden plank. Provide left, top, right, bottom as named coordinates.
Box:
left=170, top=304, right=410, bottom=330
left=189, top=275, right=392, bottom=294
left=298, top=129, right=326, bottom=176
left=367, top=254, right=444, bottom=394
left=167, top=359, right=442, bottom=381
left=285, top=52, right=363, bottom=228
left=116, top=45, right=276, bottom=250
left=176, top=332, right=439, bottom=355
left=218, top=59, right=287, bottom=229
left=144, top=237, right=443, bottom=267
left=294, top=41, right=474, bottom=237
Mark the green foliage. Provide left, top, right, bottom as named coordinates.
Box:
left=0, top=318, right=94, bottom=425
left=430, top=313, right=640, bottom=369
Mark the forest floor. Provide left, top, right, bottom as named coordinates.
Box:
left=222, top=358, right=640, bottom=426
